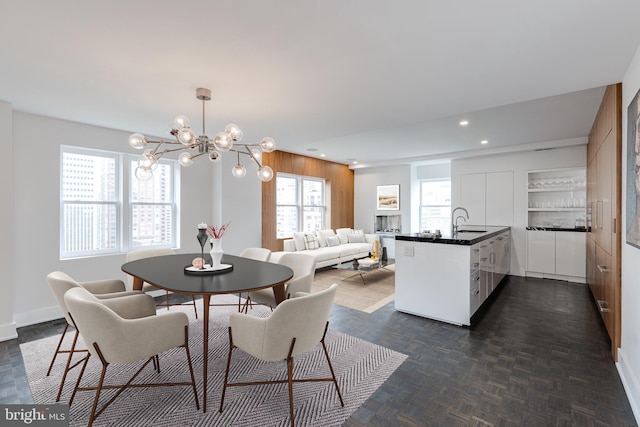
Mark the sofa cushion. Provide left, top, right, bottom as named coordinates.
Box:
left=304, top=233, right=320, bottom=250
left=292, top=232, right=306, bottom=252
left=326, top=236, right=340, bottom=247
left=313, top=246, right=343, bottom=262
left=336, top=228, right=353, bottom=244
left=339, top=244, right=362, bottom=256
left=315, top=229, right=336, bottom=248
left=347, top=234, right=365, bottom=243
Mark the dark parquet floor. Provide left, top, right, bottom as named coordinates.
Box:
left=1, top=275, right=637, bottom=426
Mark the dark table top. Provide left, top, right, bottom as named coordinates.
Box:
left=122, top=253, right=293, bottom=295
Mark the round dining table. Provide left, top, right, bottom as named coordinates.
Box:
left=122, top=252, right=293, bottom=412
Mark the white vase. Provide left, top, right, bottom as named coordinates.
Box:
left=209, top=238, right=223, bottom=268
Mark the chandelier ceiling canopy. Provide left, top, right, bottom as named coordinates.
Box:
left=128, top=87, right=275, bottom=181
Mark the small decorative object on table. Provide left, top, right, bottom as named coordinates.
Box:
left=196, top=222, right=209, bottom=269
left=207, top=222, right=230, bottom=269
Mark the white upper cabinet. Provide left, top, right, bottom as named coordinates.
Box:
left=460, top=171, right=514, bottom=227
left=486, top=171, right=514, bottom=226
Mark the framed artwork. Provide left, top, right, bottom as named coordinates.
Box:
left=377, top=184, right=400, bottom=210
left=627, top=87, right=640, bottom=249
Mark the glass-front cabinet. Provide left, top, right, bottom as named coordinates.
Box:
left=527, top=167, right=587, bottom=229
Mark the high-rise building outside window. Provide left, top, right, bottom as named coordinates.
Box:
left=276, top=173, right=325, bottom=238
left=60, top=145, right=178, bottom=259
left=419, top=179, right=451, bottom=233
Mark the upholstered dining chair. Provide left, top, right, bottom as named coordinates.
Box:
left=64, top=287, right=199, bottom=427
left=245, top=252, right=316, bottom=311
left=126, top=248, right=198, bottom=318
left=46, top=271, right=143, bottom=402
left=232, top=247, right=271, bottom=311
left=219, top=283, right=342, bottom=426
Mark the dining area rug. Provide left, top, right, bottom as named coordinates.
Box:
left=21, top=296, right=407, bottom=426
left=312, top=264, right=395, bottom=313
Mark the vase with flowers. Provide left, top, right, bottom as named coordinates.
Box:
left=207, top=222, right=230, bottom=269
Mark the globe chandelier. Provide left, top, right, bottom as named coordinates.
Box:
left=128, top=87, right=275, bottom=182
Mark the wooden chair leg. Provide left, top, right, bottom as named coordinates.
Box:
left=191, top=295, right=198, bottom=319
left=287, top=356, right=295, bottom=427
left=47, top=323, right=69, bottom=376
left=56, top=329, right=80, bottom=402
left=219, top=327, right=234, bottom=413
left=164, top=290, right=171, bottom=310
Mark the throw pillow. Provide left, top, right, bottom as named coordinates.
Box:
left=304, top=233, right=320, bottom=250
left=292, top=232, right=306, bottom=252
left=347, top=234, right=366, bottom=244
left=325, top=236, right=341, bottom=247
left=336, top=228, right=353, bottom=244
left=316, top=229, right=336, bottom=248
left=353, top=229, right=365, bottom=235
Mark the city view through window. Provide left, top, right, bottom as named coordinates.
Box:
left=61, top=148, right=175, bottom=258
left=276, top=174, right=325, bottom=238
left=420, top=179, right=451, bottom=234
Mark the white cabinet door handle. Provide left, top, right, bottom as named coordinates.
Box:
left=597, top=264, right=610, bottom=273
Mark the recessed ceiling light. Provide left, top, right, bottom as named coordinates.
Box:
left=459, top=120, right=469, bottom=126
left=352, top=161, right=358, bottom=164
left=481, top=140, right=488, bottom=144
left=320, top=154, right=326, bottom=157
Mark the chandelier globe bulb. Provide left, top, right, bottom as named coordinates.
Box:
left=178, top=128, right=196, bottom=146
left=129, top=133, right=148, bottom=149
left=259, top=137, right=276, bottom=153
left=178, top=152, right=194, bottom=167
left=214, top=132, right=233, bottom=151
left=257, top=165, right=274, bottom=182
left=232, top=163, right=247, bottom=178
left=224, top=123, right=243, bottom=142
left=171, top=115, right=190, bottom=131
left=250, top=148, right=262, bottom=162
left=135, top=166, right=153, bottom=181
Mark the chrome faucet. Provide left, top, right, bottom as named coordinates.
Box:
left=451, top=207, right=469, bottom=236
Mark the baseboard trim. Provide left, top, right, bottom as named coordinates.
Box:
left=617, top=347, right=640, bottom=425
left=0, top=322, right=18, bottom=342
left=13, top=305, right=63, bottom=329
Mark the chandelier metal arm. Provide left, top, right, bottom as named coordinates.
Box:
left=129, top=87, right=275, bottom=181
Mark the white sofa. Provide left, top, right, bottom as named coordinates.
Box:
left=271, top=228, right=379, bottom=269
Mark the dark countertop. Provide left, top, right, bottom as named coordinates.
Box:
left=525, top=226, right=588, bottom=232
left=395, top=226, right=510, bottom=246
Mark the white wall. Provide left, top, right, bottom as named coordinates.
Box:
left=4, top=110, right=265, bottom=331
left=619, top=43, right=640, bottom=423
left=452, top=145, right=586, bottom=277
left=0, top=101, right=15, bottom=341
left=353, top=165, right=412, bottom=233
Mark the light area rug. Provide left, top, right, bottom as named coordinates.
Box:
left=311, top=264, right=395, bottom=313
left=21, top=295, right=407, bottom=427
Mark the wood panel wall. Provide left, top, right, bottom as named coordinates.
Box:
left=261, top=151, right=354, bottom=251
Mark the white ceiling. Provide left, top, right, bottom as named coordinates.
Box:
left=1, top=1, right=640, bottom=167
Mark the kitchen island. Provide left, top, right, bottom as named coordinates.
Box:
left=395, top=226, right=510, bottom=326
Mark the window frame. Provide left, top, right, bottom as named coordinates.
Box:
left=419, top=178, right=452, bottom=233
left=60, top=145, right=179, bottom=259
left=127, top=156, right=179, bottom=250
left=276, top=173, right=326, bottom=238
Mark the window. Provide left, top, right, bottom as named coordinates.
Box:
left=276, top=173, right=325, bottom=238
left=419, top=179, right=451, bottom=233
left=60, top=146, right=178, bottom=258
left=129, top=160, right=176, bottom=247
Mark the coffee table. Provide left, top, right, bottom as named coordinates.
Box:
left=334, top=259, right=392, bottom=285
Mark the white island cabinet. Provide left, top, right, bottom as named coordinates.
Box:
left=395, top=227, right=510, bottom=326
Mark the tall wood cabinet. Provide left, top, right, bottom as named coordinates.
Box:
left=586, top=83, right=622, bottom=359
